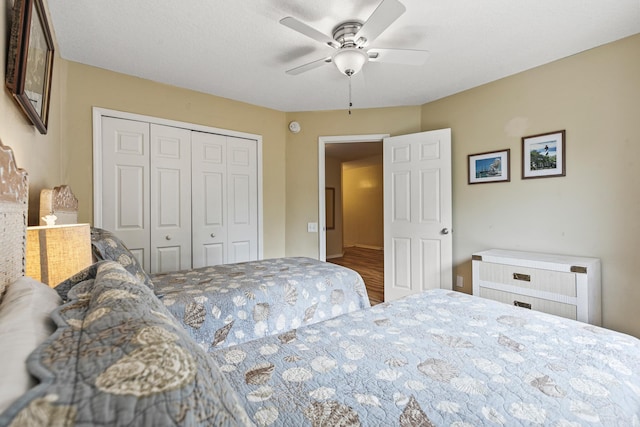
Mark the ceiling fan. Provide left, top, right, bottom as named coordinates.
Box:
left=280, top=0, right=429, bottom=77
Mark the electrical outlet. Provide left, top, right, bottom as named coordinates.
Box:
left=307, top=222, right=318, bottom=233
left=455, top=275, right=464, bottom=288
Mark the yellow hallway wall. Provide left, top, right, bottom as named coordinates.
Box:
left=342, top=159, right=384, bottom=249
left=325, top=156, right=343, bottom=258
left=421, top=34, right=640, bottom=337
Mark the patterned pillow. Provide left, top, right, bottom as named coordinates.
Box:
left=90, top=227, right=154, bottom=291
left=0, top=262, right=253, bottom=426
left=55, top=262, right=102, bottom=302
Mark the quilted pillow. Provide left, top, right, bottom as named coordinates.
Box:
left=89, top=227, right=154, bottom=291
left=0, top=261, right=252, bottom=426
left=54, top=262, right=101, bottom=302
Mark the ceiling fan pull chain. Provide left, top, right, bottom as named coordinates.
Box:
left=348, top=76, right=353, bottom=115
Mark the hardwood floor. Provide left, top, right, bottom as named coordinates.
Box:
left=328, top=247, right=384, bottom=305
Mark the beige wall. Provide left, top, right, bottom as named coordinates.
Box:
left=342, top=156, right=383, bottom=249
left=421, top=34, right=640, bottom=337
left=284, top=107, right=421, bottom=257
left=324, top=156, right=343, bottom=258
left=1, top=2, right=63, bottom=224
left=59, top=62, right=287, bottom=258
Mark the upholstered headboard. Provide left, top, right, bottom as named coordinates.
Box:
left=38, top=185, right=78, bottom=225
left=0, top=140, right=28, bottom=298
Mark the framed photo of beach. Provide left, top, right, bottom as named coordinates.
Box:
left=468, top=149, right=510, bottom=184
left=522, top=130, right=566, bottom=179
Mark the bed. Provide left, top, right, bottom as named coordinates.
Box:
left=87, top=227, right=370, bottom=351
left=1, top=139, right=639, bottom=426
left=211, top=290, right=640, bottom=425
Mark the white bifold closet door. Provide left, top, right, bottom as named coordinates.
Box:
left=100, top=116, right=258, bottom=274
left=191, top=132, right=258, bottom=267
left=150, top=124, right=192, bottom=273
left=101, top=117, right=151, bottom=270
left=226, top=136, right=258, bottom=264
left=191, top=131, right=227, bottom=267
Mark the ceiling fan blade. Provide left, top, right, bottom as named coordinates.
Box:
left=355, top=0, right=406, bottom=46
left=280, top=17, right=339, bottom=48
left=286, top=56, right=333, bottom=75
left=367, top=48, right=429, bottom=65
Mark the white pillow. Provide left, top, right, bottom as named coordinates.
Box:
left=0, top=276, right=61, bottom=414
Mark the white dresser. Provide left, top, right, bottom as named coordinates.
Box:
left=472, top=249, right=601, bottom=325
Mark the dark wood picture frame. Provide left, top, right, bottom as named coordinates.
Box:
left=325, top=187, right=335, bottom=230
left=522, top=130, right=566, bottom=179
left=468, top=149, right=511, bottom=184
left=6, top=0, right=55, bottom=134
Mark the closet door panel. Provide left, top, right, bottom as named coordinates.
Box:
left=203, top=243, right=225, bottom=266
left=150, top=124, right=192, bottom=273
left=230, top=174, right=250, bottom=224
left=227, top=137, right=258, bottom=263
left=101, top=117, right=151, bottom=270
left=192, top=132, right=227, bottom=268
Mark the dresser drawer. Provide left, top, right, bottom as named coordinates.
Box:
left=479, top=287, right=577, bottom=320
left=478, top=262, right=576, bottom=297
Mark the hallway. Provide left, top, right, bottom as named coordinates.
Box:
left=328, top=247, right=384, bottom=305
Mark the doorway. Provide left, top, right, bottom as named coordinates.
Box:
left=318, top=134, right=388, bottom=304
left=319, top=129, right=453, bottom=304
left=318, top=134, right=388, bottom=259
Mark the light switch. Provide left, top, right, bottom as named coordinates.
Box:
left=307, top=222, right=318, bottom=232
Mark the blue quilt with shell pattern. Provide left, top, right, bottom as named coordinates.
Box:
left=211, top=289, right=640, bottom=426
left=0, top=261, right=253, bottom=427
left=152, top=257, right=370, bottom=351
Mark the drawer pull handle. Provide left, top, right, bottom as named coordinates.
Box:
left=514, top=300, right=532, bottom=309
left=513, top=273, right=530, bottom=282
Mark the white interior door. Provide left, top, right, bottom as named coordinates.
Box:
left=227, top=136, right=258, bottom=263
left=150, top=124, right=192, bottom=273
left=101, top=117, right=151, bottom=270
left=383, top=128, right=452, bottom=301
left=192, top=131, right=227, bottom=267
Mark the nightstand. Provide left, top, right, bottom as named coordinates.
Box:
left=472, top=249, right=601, bottom=325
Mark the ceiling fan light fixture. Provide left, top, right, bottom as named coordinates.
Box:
left=333, top=48, right=368, bottom=76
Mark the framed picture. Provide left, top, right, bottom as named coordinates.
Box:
left=522, top=130, right=566, bottom=179
left=468, top=149, right=510, bottom=184
left=5, top=0, right=55, bottom=134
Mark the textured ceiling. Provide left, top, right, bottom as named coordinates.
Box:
left=47, top=0, right=640, bottom=112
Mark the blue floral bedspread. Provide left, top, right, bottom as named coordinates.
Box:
left=152, top=257, right=369, bottom=351
left=211, top=289, right=640, bottom=426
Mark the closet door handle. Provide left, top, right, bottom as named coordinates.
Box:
left=165, top=235, right=172, bottom=241
left=210, top=233, right=216, bottom=238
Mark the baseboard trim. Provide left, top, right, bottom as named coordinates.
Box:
left=354, top=244, right=383, bottom=251
left=326, top=253, right=344, bottom=259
